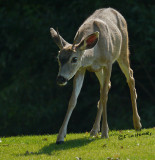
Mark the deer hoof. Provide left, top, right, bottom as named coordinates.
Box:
left=134, top=120, right=142, bottom=131
left=90, top=130, right=98, bottom=137
left=56, top=141, right=64, bottom=145
left=101, top=131, right=109, bottom=139
left=135, top=123, right=142, bottom=131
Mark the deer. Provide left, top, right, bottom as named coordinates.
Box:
left=50, top=8, right=142, bottom=144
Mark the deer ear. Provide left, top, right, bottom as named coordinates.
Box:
left=77, top=32, right=99, bottom=51
left=50, top=28, right=69, bottom=49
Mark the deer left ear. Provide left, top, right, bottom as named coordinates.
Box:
left=77, top=31, right=99, bottom=51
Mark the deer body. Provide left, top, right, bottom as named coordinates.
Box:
left=50, top=8, right=142, bottom=144
left=79, top=20, right=121, bottom=72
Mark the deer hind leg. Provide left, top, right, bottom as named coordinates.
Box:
left=90, top=69, right=111, bottom=136
left=117, top=55, right=142, bottom=130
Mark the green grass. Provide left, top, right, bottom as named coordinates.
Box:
left=0, top=128, right=154, bottom=160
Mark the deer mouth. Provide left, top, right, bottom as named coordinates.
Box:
left=58, top=82, right=67, bottom=86
left=57, top=76, right=68, bottom=86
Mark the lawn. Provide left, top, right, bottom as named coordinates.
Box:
left=0, top=128, right=154, bottom=160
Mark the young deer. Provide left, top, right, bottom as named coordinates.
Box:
left=50, top=8, right=142, bottom=144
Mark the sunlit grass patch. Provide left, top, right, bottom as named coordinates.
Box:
left=0, top=128, right=154, bottom=160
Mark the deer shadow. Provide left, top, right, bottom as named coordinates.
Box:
left=20, top=137, right=97, bottom=156
left=37, top=138, right=95, bottom=155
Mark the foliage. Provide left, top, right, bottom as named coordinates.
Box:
left=0, top=0, right=154, bottom=136
left=0, top=128, right=154, bottom=160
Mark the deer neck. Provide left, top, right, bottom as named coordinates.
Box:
left=81, top=49, right=95, bottom=68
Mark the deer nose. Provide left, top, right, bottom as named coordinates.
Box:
left=57, top=76, right=68, bottom=85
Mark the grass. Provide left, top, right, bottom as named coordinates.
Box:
left=0, top=128, right=154, bottom=160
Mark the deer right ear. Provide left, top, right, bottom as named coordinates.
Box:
left=50, top=28, right=69, bottom=49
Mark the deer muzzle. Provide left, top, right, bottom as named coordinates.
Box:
left=57, top=76, right=68, bottom=86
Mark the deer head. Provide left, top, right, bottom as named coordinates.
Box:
left=50, top=28, right=99, bottom=86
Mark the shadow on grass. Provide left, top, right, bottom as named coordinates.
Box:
left=38, top=138, right=94, bottom=155
left=20, top=137, right=96, bottom=156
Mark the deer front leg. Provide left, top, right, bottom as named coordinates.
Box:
left=100, top=65, right=112, bottom=138
left=90, top=82, right=111, bottom=136
left=90, top=70, right=104, bottom=136
left=90, top=100, right=103, bottom=136
left=90, top=68, right=111, bottom=137
left=56, top=69, right=85, bottom=144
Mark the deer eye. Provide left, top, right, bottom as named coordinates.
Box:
left=71, top=57, right=78, bottom=63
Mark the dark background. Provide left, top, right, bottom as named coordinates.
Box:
left=0, top=0, right=154, bottom=137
